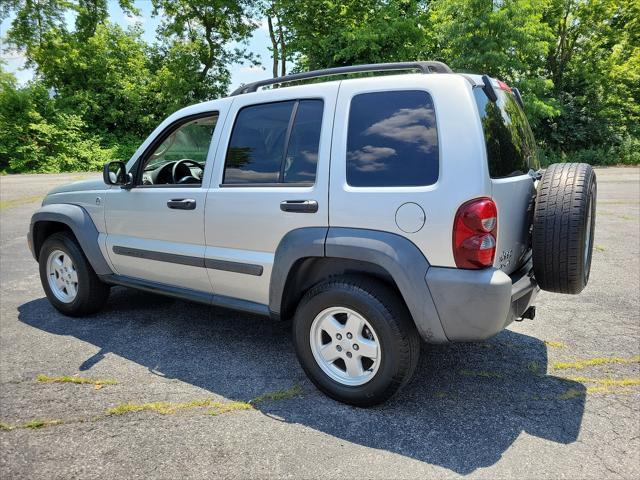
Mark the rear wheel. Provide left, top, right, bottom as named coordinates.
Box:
left=293, top=276, right=420, bottom=407
left=532, top=163, right=597, bottom=294
left=39, top=232, right=110, bottom=316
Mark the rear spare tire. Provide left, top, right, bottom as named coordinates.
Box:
left=532, top=163, right=596, bottom=294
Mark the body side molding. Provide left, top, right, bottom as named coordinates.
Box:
left=29, top=204, right=113, bottom=275
left=111, top=245, right=264, bottom=276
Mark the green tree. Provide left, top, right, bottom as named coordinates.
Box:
left=263, top=0, right=290, bottom=77
left=426, top=0, right=557, bottom=129
left=1, top=1, right=136, bottom=54
left=0, top=66, right=116, bottom=173
left=151, top=0, right=259, bottom=94
left=279, top=0, right=426, bottom=70
left=541, top=0, right=639, bottom=154
left=27, top=23, right=156, bottom=135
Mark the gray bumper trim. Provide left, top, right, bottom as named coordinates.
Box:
left=426, top=260, right=538, bottom=341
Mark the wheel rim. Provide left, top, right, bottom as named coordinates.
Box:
left=46, top=249, right=78, bottom=303
left=309, top=307, right=381, bottom=386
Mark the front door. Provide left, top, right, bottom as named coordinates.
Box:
left=104, top=112, right=221, bottom=294
left=204, top=84, right=338, bottom=306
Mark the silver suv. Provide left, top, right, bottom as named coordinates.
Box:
left=28, top=62, right=597, bottom=406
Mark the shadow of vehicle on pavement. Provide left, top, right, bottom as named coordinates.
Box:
left=19, top=287, right=585, bottom=475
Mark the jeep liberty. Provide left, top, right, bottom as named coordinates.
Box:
left=28, top=62, right=597, bottom=406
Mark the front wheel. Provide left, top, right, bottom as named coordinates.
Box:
left=293, top=276, right=420, bottom=407
left=39, top=232, right=110, bottom=316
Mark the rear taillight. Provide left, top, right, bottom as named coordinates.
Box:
left=497, top=80, right=512, bottom=93
left=453, top=197, right=498, bottom=269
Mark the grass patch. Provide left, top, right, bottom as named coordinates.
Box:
left=558, top=388, right=585, bottom=400
left=107, top=399, right=222, bottom=415
left=250, top=384, right=303, bottom=404
left=0, top=195, right=43, bottom=210
left=107, top=398, right=253, bottom=416
left=567, top=377, right=640, bottom=387
left=0, top=419, right=65, bottom=431
left=36, top=374, right=118, bottom=386
left=23, top=419, right=64, bottom=429
left=207, top=402, right=253, bottom=416
left=527, top=361, right=543, bottom=375
left=459, top=369, right=505, bottom=379
left=106, top=384, right=303, bottom=418
left=544, top=340, right=566, bottom=348
left=553, top=355, right=640, bottom=370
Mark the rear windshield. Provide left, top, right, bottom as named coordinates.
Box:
left=473, top=87, right=540, bottom=178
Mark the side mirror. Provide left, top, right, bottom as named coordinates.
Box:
left=103, top=161, right=133, bottom=188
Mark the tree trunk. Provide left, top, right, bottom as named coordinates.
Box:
left=267, top=15, right=279, bottom=78
left=278, top=21, right=286, bottom=77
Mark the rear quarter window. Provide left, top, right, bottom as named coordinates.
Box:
left=473, top=88, right=540, bottom=178
left=346, top=90, right=439, bottom=187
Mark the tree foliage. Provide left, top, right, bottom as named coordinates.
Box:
left=0, top=0, right=638, bottom=173
left=0, top=0, right=257, bottom=173
left=0, top=69, right=116, bottom=173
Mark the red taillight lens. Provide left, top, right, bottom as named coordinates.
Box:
left=497, top=80, right=512, bottom=93
left=453, top=198, right=498, bottom=269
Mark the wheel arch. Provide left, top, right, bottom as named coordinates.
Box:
left=278, top=256, right=401, bottom=321
left=29, top=204, right=112, bottom=275
left=270, top=227, right=448, bottom=343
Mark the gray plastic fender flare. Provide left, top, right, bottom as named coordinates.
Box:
left=29, top=204, right=113, bottom=275
left=270, top=227, right=448, bottom=343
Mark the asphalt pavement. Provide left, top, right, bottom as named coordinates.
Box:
left=0, top=168, right=638, bottom=479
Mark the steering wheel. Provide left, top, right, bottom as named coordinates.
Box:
left=172, top=159, right=203, bottom=184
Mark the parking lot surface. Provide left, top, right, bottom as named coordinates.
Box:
left=1, top=168, right=639, bottom=479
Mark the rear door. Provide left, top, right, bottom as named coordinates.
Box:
left=472, top=85, right=539, bottom=273
left=328, top=76, right=454, bottom=268
left=204, top=84, right=338, bottom=306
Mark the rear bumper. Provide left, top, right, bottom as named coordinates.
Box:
left=425, top=259, right=539, bottom=342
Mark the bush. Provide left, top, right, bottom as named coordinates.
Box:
left=0, top=79, right=136, bottom=174
left=539, top=137, right=640, bottom=167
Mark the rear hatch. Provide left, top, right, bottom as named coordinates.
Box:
left=472, top=80, right=539, bottom=274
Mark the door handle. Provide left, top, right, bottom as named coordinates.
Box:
left=167, top=198, right=196, bottom=210
left=280, top=200, right=318, bottom=213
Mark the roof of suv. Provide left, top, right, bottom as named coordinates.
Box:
left=163, top=62, right=516, bottom=130
left=230, top=61, right=455, bottom=96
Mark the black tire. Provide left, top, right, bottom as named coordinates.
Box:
left=39, top=231, right=110, bottom=316
left=532, top=163, right=597, bottom=294
left=292, top=276, right=420, bottom=407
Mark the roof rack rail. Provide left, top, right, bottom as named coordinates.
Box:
left=230, top=61, right=453, bottom=96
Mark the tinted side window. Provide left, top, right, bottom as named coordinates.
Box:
left=346, top=90, right=439, bottom=187
left=283, top=100, right=323, bottom=183
left=223, top=100, right=324, bottom=185
left=224, top=101, right=294, bottom=184
left=473, top=87, right=540, bottom=178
